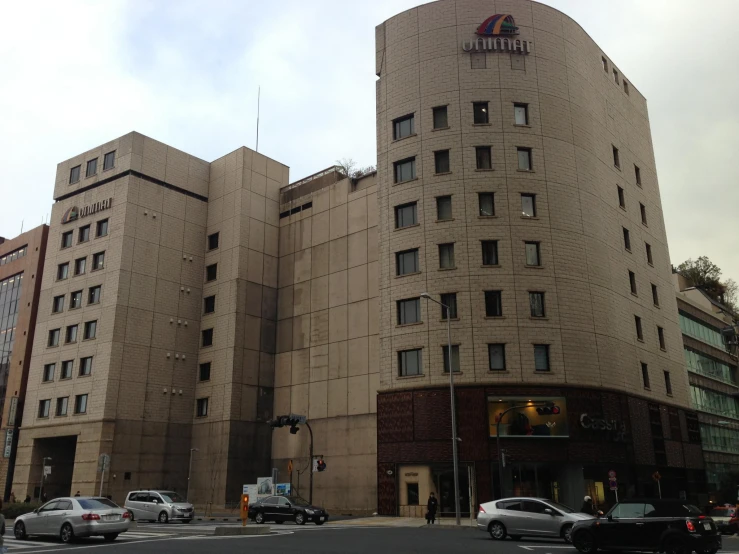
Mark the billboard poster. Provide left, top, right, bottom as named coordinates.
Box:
left=275, top=483, right=292, bottom=495
left=257, top=477, right=274, bottom=496
left=488, top=396, right=569, bottom=438
left=242, top=484, right=259, bottom=504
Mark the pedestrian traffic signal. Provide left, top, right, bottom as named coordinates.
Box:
left=316, top=458, right=326, bottom=472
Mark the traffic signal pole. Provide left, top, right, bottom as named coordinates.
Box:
left=306, top=421, right=314, bottom=505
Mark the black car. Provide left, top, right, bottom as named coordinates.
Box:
left=248, top=495, right=329, bottom=525
left=571, top=499, right=721, bottom=554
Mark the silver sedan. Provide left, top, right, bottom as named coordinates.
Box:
left=14, top=497, right=130, bottom=543
left=477, top=497, right=593, bottom=543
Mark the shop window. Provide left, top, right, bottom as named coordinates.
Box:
left=407, top=483, right=419, bottom=505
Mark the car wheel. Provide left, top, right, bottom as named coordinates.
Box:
left=488, top=521, right=507, bottom=540
left=14, top=522, right=26, bottom=540
left=255, top=512, right=265, bottom=524
left=510, top=535, right=522, bottom=540
left=572, top=531, right=597, bottom=554
left=128, top=510, right=135, bottom=522
left=662, top=537, right=689, bottom=554
left=104, top=534, right=119, bottom=542
left=158, top=511, right=169, bottom=524
left=60, top=523, right=75, bottom=544
left=562, top=524, right=574, bottom=544
left=295, top=513, right=306, bottom=525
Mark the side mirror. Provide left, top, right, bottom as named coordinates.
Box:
left=607, top=514, right=613, bottom=521
left=544, top=508, right=554, bottom=515
left=33, top=509, right=38, bottom=514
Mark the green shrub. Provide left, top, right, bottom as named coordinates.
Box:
left=2, top=503, right=41, bottom=519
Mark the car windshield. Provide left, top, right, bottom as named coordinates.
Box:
left=78, top=498, right=119, bottom=509
left=159, top=492, right=184, bottom=503
left=545, top=500, right=575, bottom=514
left=285, top=496, right=310, bottom=507
left=684, top=504, right=702, bottom=515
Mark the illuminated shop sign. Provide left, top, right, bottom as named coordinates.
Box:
left=62, top=198, right=112, bottom=224
left=488, top=397, right=569, bottom=438
left=462, top=14, right=532, bottom=54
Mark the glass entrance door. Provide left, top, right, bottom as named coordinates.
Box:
left=435, top=466, right=470, bottom=517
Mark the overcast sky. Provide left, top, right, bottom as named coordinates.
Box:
left=1, top=0, right=738, bottom=282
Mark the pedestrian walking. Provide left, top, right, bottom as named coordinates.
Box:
left=426, top=492, right=439, bottom=525
left=580, top=495, right=596, bottom=516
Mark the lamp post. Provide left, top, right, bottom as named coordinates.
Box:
left=420, top=292, right=461, bottom=526
left=39, top=456, right=52, bottom=502
left=187, top=448, right=199, bottom=501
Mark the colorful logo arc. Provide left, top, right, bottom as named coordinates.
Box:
left=476, top=14, right=519, bottom=36
left=61, top=206, right=79, bottom=224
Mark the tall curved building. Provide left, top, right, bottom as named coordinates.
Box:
left=375, top=0, right=704, bottom=516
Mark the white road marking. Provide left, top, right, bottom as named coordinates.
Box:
left=518, top=547, right=574, bottom=551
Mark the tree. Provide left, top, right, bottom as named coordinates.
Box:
left=335, top=158, right=376, bottom=180
left=677, top=256, right=739, bottom=314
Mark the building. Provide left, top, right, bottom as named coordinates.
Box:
left=674, top=271, right=739, bottom=501
left=0, top=225, right=49, bottom=499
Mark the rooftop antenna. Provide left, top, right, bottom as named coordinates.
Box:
left=20, top=220, right=23, bottom=234
left=256, top=85, right=261, bottom=153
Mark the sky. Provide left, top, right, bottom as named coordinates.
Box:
left=1, top=0, right=738, bottom=282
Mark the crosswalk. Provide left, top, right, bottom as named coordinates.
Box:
left=1, top=531, right=174, bottom=551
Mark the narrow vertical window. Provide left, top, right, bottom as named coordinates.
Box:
left=534, top=345, right=550, bottom=371
left=206, top=263, right=218, bottom=282
left=617, top=186, right=625, bottom=209
left=442, top=345, right=460, bottom=373
left=208, top=232, right=220, bottom=251
left=397, top=298, right=421, bottom=325
left=525, top=242, right=541, bottom=266
left=612, top=145, right=620, bottom=168
left=438, top=243, right=455, bottom=269
left=398, top=349, right=422, bottom=376
left=96, top=219, right=108, bottom=237
left=434, top=150, right=450, bottom=174
left=629, top=271, right=637, bottom=295
left=646, top=243, right=653, bottom=265
left=641, top=363, right=650, bottom=389
left=635, top=315, right=643, bottom=340
left=478, top=193, right=495, bottom=216
left=196, top=398, right=209, bottom=417
left=475, top=146, right=492, bottom=170
left=612, top=68, right=619, bottom=84
left=635, top=165, right=642, bottom=186
left=658, top=326, right=666, bottom=350
left=61, top=231, right=73, bottom=249
left=86, top=158, right=98, bottom=177
left=204, top=295, right=216, bottom=314
left=529, top=292, right=545, bottom=317
left=514, top=103, right=528, bottom=125
left=602, top=57, right=608, bottom=72
left=521, top=194, right=536, bottom=217
left=202, top=328, right=214, bottom=347
left=664, top=371, right=673, bottom=395
left=488, top=344, right=506, bottom=370
left=481, top=241, right=498, bottom=266
left=69, top=165, right=81, bottom=184
left=484, top=291, right=502, bottom=317
left=623, top=227, right=631, bottom=251
left=640, top=203, right=647, bottom=225
left=473, top=102, right=489, bottom=124
left=433, top=106, right=448, bottom=129
left=651, top=284, right=659, bottom=306
left=103, top=151, right=116, bottom=171
left=436, top=196, right=452, bottom=221
left=623, top=80, right=630, bottom=95
left=199, top=362, right=211, bottom=381
left=395, top=202, right=418, bottom=228
left=517, top=147, right=532, bottom=171
left=440, top=293, right=457, bottom=320
left=396, top=249, right=420, bottom=276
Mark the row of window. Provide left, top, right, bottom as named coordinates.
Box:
left=634, top=316, right=667, bottom=350
left=56, top=252, right=105, bottom=281
left=622, top=227, right=654, bottom=265
left=690, top=385, right=739, bottom=418
left=700, top=423, right=739, bottom=455
left=639, top=362, right=673, bottom=395
left=627, top=270, right=660, bottom=306
left=69, top=151, right=115, bottom=184
left=48, top=321, right=97, bottom=347
left=601, top=56, right=631, bottom=96
left=684, top=347, right=736, bottom=385
left=397, top=241, right=541, bottom=275
left=38, top=394, right=87, bottom=418
left=611, top=145, right=642, bottom=187
left=0, top=245, right=27, bottom=266
left=42, top=357, right=93, bottom=382
left=617, top=186, right=648, bottom=225
left=679, top=312, right=726, bottom=351
left=60, top=219, right=108, bottom=249
left=396, top=291, right=545, bottom=324
left=52, top=286, right=101, bottom=313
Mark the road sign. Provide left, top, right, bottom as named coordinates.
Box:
left=3, top=429, right=13, bottom=458
left=608, top=479, right=618, bottom=491
left=608, top=470, right=617, bottom=479
left=98, top=453, right=110, bottom=472
left=44, top=465, right=51, bottom=476
left=288, top=460, right=293, bottom=474
left=652, top=471, right=661, bottom=482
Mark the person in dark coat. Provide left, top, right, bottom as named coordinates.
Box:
left=580, top=495, right=596, bottom=515
left=426, top=492, right=439, bottom=524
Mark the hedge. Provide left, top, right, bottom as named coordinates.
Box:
left=2, top=503, right=41, bottom=519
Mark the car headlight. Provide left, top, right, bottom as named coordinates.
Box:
left=305, top=509, right=314, bottom=515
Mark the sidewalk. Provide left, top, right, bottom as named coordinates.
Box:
left=331, top=516, right=478, bottom=529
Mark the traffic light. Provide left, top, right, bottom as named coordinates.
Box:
left=536, top=402, right=561, bottom=416
left=270, top=414, right=306, bottom=434
left=316, top=458, right=326, bottom=472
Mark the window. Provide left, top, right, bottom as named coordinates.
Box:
left=69, top=165, right=81, bottom=184
left=61, top=360, right=73, bottom=379
left=395, top=202, right=418, bottom=228
left=645, top=243, right=653, bottom=265
left=204, top=295, right=216, bottom=314
left=612, top=145, right=620, bottom=168
left=623, top=80, right=629, bottom=95
left=0, top=245, right=27, bottom=265
left=434, top=150, right=450, bottom=174
left=83, top=320, right=97, bottom=340
left=534, top=345, right=550, bottom=371
left=86, top=158, right=98, bottom=177
left=407, top=483, right=420, bottom=505
left=658, top=326, right=666, bottom=350
left=529, top=292, right=545, bottom=317
left=679, top=313, right=726, bottom=350
left=517, top=147, right=532, bottom=171
left=43, top=363, right=55, bottom=383
left=207, top=232, right=219, bottom=251
left=485, top=291, right=502, bottom=317
left=79, top=357, right=92, bottom=376
left=48, top=328, right=60, bottom=347
left=38, top=400, right=50, bottom=418
left=196, top=398, right=209, bottom=417
left=664, top=371, right=673, bottom=395
left=96, top=219, right=108, bottom=237
left=65, top=324, right=78, bottom=344
left=74, top=394, right=88, bottom=414
left=610, top=503, right=645, bottom=519
left=514, top=103, right=529, bottom=125
left=478, top=193, right=495, bottom=216
left=56, top=397, right=69, bottom=416
left=473, top=102, right=489, bottom=124
left=74, top=257, right=86, bottom=276
left=442, top=345, right=460, bottom=373
left=602, top=57, right=608, bottom=72
left=440, top=293, right=457, bottom=319
left=393, top=114, right=415, bottom=140
left=436, top=196, right=452, bottom=221
left=482, top=241, right=499, bottom=266
left=202, top=328, right=214, bottom=347
left=396, top=249, right=419, bottom=276
left=475, top=146, right=492, bottom=170
left=612, top=68, right=619, bottom=84
left=635, top=165, right=642, bottom=186
left=70, top=290, right=82, bottom=309
left=206, top=263, right=218, bottom=282
left=635, top=315, right=643, bottom=340
left=433, top=106, right=448, bottom=129
left=398, top=349, right=422, bottom=376
left=641, top=363, right=651, bottom=389
left=488, top=344, right=506, bottom=370
left=52, top=295, right=65, bottom=314
left=623, top=227, right=631, bottom=251
left=397, top=298, right=421, bottom=325
left=525, top=242, right=541, bottom=266
left=78, top=225, right=90, bottom=243
left=57, top=262, right=69, bottom=281
left=640, top=203, right=647, bottom=225
left=651, top=284, right=659, bottom=306
left=92, top=251, right=105, bottom=270
left=103, top=150, right=115, bottom=171
left=521, top=194, right=536, bottom=217
left=629, top=271, right=637, bottom=295
left=199, top=362, right=211, bottom=382
left=617, top=186, right=625, bottom=209
left=394, top=157, right=416, bottom=183
left=61, top=231, right=73, bottom=249
left=88, top=285, right=101, bottom=305
left=438, top=243, right=455, bottom=269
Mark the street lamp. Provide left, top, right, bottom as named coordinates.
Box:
left=420, top=292, right=461, bottom=526
left=39, top=457, right=52, bottom=502
left=187, top=448, right=199, bottom=501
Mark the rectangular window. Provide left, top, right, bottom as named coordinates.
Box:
left=394, top=157, right=416, bottom=183
left=92, top=251, right=105, bottom=270
left=646, top=243, right=653, bottom=265
left=52, top=295, right=65, bottom=314
left=395, top=202, right=418, bottom=228
left=438, top=243, right=455, bottom=269
left=482, top=241, right=499, bottom=266
left=204, top=295, right=216, bottom=314
left=534, top=345, right=550, bottom=371
left=397, top=298, right=421, bottom=325
left=485, top=291, right=502, bottom=317
left=86, top=158, right=98, bottom=177
left=612, top=145, right=620, bottom=168
left=70, top=290, right=82, bottom=309
left=38, top=400, right=50, bottom=418
left=478, top=192, right=495, bottom=216
left=635, top=315, right=643, bottom=340
left=79, top=357, right=92, bottom=376
left=69, top=165, right=81, bottom=184
left=48, top=328, right=60, bottom=347
left=488, top=344, right=506, bottom=370
left=199, top=362, right=211, bottom=382
left=529, top=292, right=545, bottom=317
left=436, top=196, right=452, bottom=221
left=617, top=186, right=625, bottom=209
left=196, top=398, right=209, bottom=417
left=434, top=150, right=450, bottom=174
left=651, top=284, right=659, bottom=306
left=623, top=80, right=629, bottom=95
left=43, top=363, right=55, bottom=383
left=202, top=328, right=214, bottom=347
left=521, top=194, right=536, bottom=217
left=57, top=263, right=69, bottom=281
left=514, top=103, right=529, bottom=125
left=629, top=271, right=637, bottom=295
left=66, top=324, right=78, bottom=344
left=658, top=326, right=666, bottom=350
left=74, top=257, right=86, bottom=276
left=641, top=363, right=650, bottom=389
left=61, top=231, right=73, bottom=249
left=473, top=102, right=489, bottom=124
left=61, top=360, right=73, bottom=379
left=433, top=106, right=448, bottom=129
left=398, top=349, right=422, bottom=376
left=640, top=203, right=647, bottom=225
left=525, top=242, right=541, bottom=266
left=206, top=263, right=218, bottom=282
left=442, top=345, right=460, bottom=373
left=103, top=150, right=116, bottom=171
left=74, top=394, right=88, bottom=414
left=623, top=227, right=631, bottom=251
left=56, top=397, right=69, bottom=416
left=635, top=165, right=642, bottom=186
left=602, top=57, right=608, bottom=72
left=664, top=371, right=673, bottom=395
left=517, top=147, right=532, bottom=171
left=475, top=146, right=492, bottom=170
left=88, top=285, right=101, bottom=305
left=396, top=249, right=419, bottom=276
left=440, top=293, right=457, bottom=320
left=393, top=114, right=415, bottom=140
left=78, top=225, right=90, bottom=243
left=96, top=219, right=108, bottom=237
left=613, top=68, right=619, bottom=84
left=208, top=232, right=220, bottom=251
left=83, top=320, right=97, bottom=340
left=407, top=483, right=420, bottom=505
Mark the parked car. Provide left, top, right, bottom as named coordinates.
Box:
left=710, top=505, right=737, bottom=535
left=124, top=490, right=194, bottom=523
left=571, top=499, right=722, bottom=554
left=477, top=497, right=593, bottom=543
left=248, top=495, right=329, bottom=525
left=14, top=497, right=130, bottom=543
